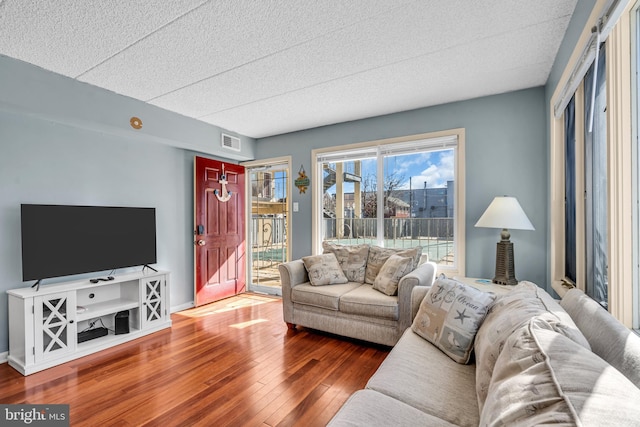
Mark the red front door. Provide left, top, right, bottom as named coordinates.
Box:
left=194, top=156, right=246, bottom=306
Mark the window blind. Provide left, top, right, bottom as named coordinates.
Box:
left=553, top=0, right=626, bottom=119
left=317, top=135, right=457, bottom=162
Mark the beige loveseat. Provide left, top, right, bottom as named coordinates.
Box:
left=329, top=280, right=640, bottom=426
left=278, top=243, right=437, bottom=347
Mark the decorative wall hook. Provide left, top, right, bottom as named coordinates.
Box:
left=214, top=164, right=232, bottom=202
left=295, top=165, right=310, bottom=194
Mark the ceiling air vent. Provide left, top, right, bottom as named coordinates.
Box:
left=221, top=133, right=241, bottom=152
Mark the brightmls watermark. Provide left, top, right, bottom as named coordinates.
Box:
left=0, top=405, right=69, bottom=426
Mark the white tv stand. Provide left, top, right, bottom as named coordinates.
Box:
left=7, top=270, right=171, bottom=375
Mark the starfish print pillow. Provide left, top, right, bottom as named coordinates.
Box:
left=412, top=275, right=497, bottom=364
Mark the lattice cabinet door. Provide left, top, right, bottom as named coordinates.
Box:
left=141, top=277, right=167, bottom=330
left=33, top=291, right=77, bottom=362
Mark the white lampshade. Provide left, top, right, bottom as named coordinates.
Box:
left=475, top=196, right=534, bottom=230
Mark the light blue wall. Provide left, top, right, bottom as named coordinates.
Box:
left=0, top=55, right=256, bottom=355
left=256, top=88, right=548, bottom=289
left=0, top=55, right=256, bottom=161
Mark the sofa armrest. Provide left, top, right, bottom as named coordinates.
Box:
left=411, top=286, right=430, bottom=320
left=561, top=288, right=640, bottom=388
left=397, top=261, right=437, bottom=332
left=279, top=259, right=309, bottom=289
left=278, top=260, right=309, bottom=324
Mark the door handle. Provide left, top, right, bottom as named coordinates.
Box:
left=196, top=239, right=205, bottom=246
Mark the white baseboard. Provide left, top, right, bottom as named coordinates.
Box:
left=0, top=351, right=8, bottom=364
left=171, top=301, right=194, bottom=313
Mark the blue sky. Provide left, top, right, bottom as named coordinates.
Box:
left=388, top=149, right=454, bottom=190
left=329, top=148, right=454, bottom=193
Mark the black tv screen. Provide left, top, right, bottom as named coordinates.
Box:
left=21, top=204, right=157, bottom=281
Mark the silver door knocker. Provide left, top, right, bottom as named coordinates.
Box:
left=214, top=164, right=232, bottom=202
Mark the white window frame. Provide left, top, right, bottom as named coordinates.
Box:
left=311, top=129, right=466, bottom=277
left=550, top=0, right=635, bottom=327
left=631, top=0, right=640, bottom=329
left=242, top=155, right=293, bottom=296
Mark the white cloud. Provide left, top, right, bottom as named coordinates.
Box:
left=398, top=150, right=454, bottom=189
left=334, top=149, right=455, bottom=191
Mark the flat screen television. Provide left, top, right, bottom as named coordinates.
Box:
left=21, top=204, right=157, bottom=281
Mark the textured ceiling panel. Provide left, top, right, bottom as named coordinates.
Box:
left=0, top=0, right=208, bottom=77
left=0, top=0, right=577, bottom=138
left=151, top=1, right=574, bottom=121
left=78, top=0, right=413, bottom=100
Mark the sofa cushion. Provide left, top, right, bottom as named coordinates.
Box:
left=322, top=242, right=370, bottom=283
left=372, top=254, right=414, bottom=296
left=340, top=284, right=398, bottom=320
left=411, top=275, right=496, bottom=364
left=561, top=288, right=640, bottom=389
left=291, top=282, right=362, bottom=310
left=474, top=281, right=591, bottom=410
left=365, top=246, right=422, bottom=284
left=328, top=389, right=458, bottom=427
left=480, top=317, right=640, bottom=426
left=366, top=329, right=480, bottom=427
left=302, top=253, right=349, bottom=286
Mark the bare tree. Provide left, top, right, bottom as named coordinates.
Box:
left=361, top=171, right=406, bottom=217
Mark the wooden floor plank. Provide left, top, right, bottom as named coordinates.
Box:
left=0, top=294, right=390, bottom=426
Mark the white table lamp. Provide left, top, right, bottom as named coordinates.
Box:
left=475, top=196, right=534, bottom=285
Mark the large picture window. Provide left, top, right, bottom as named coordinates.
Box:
left=312, top=131, right=464, bottom=275
left=633, top=0, right=640, bottom=328
left=559, top=45, right=608, bottom=308
left=551, top=0, right=635, bottom=327
left=584, top=46, right=608, bottom=307
left=564, top=96, right=577, bottom=284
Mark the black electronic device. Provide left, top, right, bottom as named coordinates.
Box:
left=77, top=327, right=108, bottom=343
left=21, top=204, right=157, bottom=282
left=90, top=276, right=115, bottom=284
left=114, top=310, right=130, bottom=335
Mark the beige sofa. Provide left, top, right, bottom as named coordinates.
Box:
left=328, top=281, right=640, bottom=426
left=278, top=244, right=437, bottom=347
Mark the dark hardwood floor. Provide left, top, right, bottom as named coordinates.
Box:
left=0, top=294, right=390, bottom=426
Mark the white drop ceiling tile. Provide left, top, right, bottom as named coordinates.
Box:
left=152, top=0, right=575, bottom=120
left=390, top=0, right=576, bottom=53
left=188, top=52, right=545, bottom=138
left=145, top=7, right=494, bottom=117
left=78, top=0, right=413, bottom=101
left=200, top=30, right=559, bottom=140
left=0, top=0, right=208, bottom=77
left=159, top=8, right=569, bottom=126
left=490, top=0, right=577, bottom=25
left=198, top=68, right=445, bottom=138
left=148, top=4, right=453, bottom=116
left=448, top=20, right=571, bottom=81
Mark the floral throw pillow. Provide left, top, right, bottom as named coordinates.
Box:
left=412, top=275, right=497, bottom=364
left=301, top=253, right=349, bottom=286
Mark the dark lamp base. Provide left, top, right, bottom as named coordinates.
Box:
left=493, top=240, right=518, bottom=286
